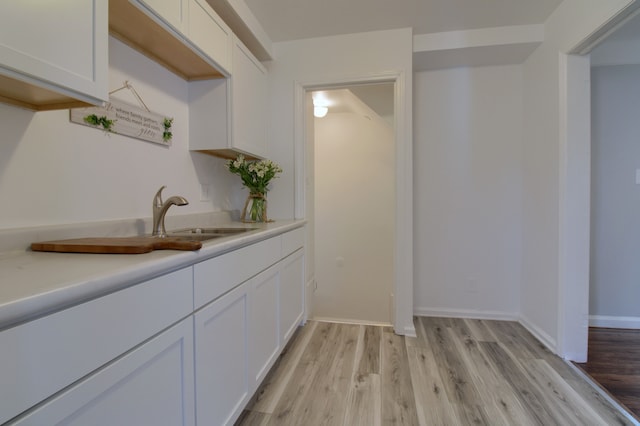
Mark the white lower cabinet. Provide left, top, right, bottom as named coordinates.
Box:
left=4, top=226, right=305, bottom=426
left=195, top=281, right=250, bottom=426
left=249, top=265, right=281, bottom=388
left=280, top=249, right=305, bottom=344
left=193, top=228, right=305, bottom=426
left=13, top=317, right=195, bottom=426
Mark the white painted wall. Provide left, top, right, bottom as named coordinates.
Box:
left=413, top=65, right=523, bottom=319
left=314, top=94, right=394, bottom=324
left=0, top=37, right=239, bottom=230
left=266, top=28, right=414, bottom=334
left=590, top=64, right=640, bottom=321
left=520, top=0, right=637, bottom=355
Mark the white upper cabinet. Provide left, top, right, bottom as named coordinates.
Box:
left=110, top=0, right=230, bottom=80
left=0, top=1, right=108, bottom=110
left=187, top=0, right=233, bottom=74
left=189, top=35, right=267, bottom=159
left=230, top=36, right=268, bottom=158
left=138, top=0, right=188, bottom=33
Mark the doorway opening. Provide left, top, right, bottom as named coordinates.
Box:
left=294, top=71, right=414, bottom=336
left=309, top=84, right=395, bottom=325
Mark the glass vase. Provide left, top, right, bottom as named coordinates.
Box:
left=241, top=192, right=269, bottom=223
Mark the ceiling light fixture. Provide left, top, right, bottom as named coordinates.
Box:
left=312, top=95, right=329, bottom=118
left=314, top=105, right=328, bottom=118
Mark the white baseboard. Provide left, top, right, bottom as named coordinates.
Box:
left=518, top=314, right=557, bottom=353
left=311, top=316, right=393, bottom=327
left=402, top=323, right=417, bottom=338
left=589, top=315, right=640, bottom=329
left=413, top=307, right=519, bottom=321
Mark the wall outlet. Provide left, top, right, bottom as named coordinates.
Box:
left=200, top=184, right=211, bottom=202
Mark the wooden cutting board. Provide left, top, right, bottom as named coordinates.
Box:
left=31, top=236, right=202, bottom=254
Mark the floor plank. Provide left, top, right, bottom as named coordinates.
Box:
left=446, top=323, right=534, bottom=426
left=406, top=345, right=460, bottom=425
left=237, top=318, right=635, bottom=426
left=342, top=325, right=382, bottom=426
left=381, top=328, right=420, bottom=425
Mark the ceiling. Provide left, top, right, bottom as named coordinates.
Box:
left=313, top=84, right=394, bottom=120
left=243, top=0, right=562, bottom=42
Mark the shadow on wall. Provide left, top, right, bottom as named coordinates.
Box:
left=0, top=103, right=34, bottom=183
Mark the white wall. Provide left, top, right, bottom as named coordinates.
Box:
left=521, top=0, right=637, bottom=353
left=266, top=28, right=412, bottom=219
left=590, top=64, right=640, bottom=321
left=413, top=65, right=523, bottom=319
left=266, top=28, right=414, bottom=334
left=0, top=37, right=238, bottom=230
left=314, top=99, right=394, bottom=324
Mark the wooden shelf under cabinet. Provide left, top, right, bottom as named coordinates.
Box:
left=0, top=75, right=92, bottom=111
left=109, top=0, right=225, bottom=81
left=194, top=148, right=261, bottom=161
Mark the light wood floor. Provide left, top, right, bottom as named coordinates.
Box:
left=236, top=317, right=635, bottom=425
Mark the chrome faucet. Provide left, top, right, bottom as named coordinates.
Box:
left=152, top=186, right=188, bottom=237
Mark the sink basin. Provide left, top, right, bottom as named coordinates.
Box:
left=168, top=227, right=257, bottom=240
left=167, top=234, right=221, bottom=242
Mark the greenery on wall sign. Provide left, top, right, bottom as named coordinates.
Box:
left=83, top=114, right=115, bottom=132
left=163, top=117, right=173, bottom=142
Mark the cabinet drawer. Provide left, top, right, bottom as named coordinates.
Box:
left=194, top=236, right=281, bottom=308
left=11, top=317, right=195, bottom=426
left=282, top=227, right=305, bottom=257
left=0, top=267, right=193, bottom=424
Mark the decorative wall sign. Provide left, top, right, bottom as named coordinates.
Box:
left=70, top=81, right=173, bottom=146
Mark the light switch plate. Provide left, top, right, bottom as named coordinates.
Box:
left=200, top=184, right=212, bottom=201
left=636, top=169, right=640, bottom=185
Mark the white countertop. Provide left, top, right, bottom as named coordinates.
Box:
left=0, top=219, right=305, bottom=330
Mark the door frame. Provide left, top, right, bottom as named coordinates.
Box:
left=558, top=1, right=640, bottom=361
left=292, top=71, right=415, bottom=336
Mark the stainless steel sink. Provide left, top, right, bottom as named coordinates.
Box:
left=166, top=234, right=221, bottom=242
left=168, top=227, right=257, bottom=240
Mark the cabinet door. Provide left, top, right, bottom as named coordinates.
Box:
left=0, top=267, right=193, bottom=425
left=12, top=318, right=195, bottom=426
left=249, top=265, right=281, bottom=388
left=188, top=0, right=232, bottom=74
left=0, top=0, right=107, bottom=108
left=231, top=37, right=268, bottom=157
left=135, top=0, right=188, bottom=33
left=280, top=249, right=305, bottom=344
left=195, top=282, right=250, bottom=426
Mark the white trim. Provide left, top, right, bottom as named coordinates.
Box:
left=519, top=314, right=557, bottom=353
left=557, top=53, right=591, bottom=362
left=414, top=308, right=518, bottom=322
left=311, top=317, right=393, bottom=328
left=572, top=2, right=640, bottom=55
left=589, top=315, right=640, bottom=329
left=293, top=70, right=413, bottom=337
left=403, top=324, right=417, bottom=337
left=293, top=82, right=306, bottom=221
left=565, top=362, right=640, bottom=425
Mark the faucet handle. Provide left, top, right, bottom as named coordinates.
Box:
left=153, top=185, right=167, bottom=208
